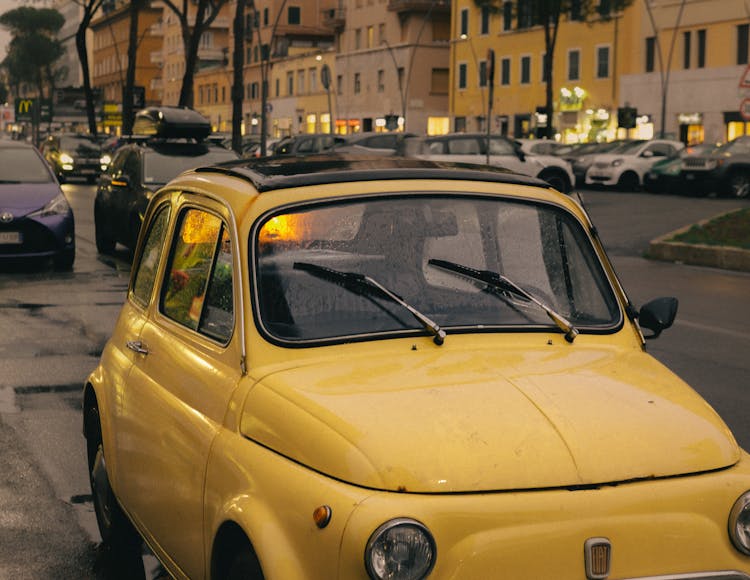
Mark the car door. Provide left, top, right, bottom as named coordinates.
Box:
left=116, top=197, right=242, bottom=576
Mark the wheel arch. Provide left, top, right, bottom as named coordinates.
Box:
left=538, top=167, right=571, bottom=193
left=210, top=520, right=263, bottom=580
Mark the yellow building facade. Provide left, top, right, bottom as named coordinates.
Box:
left=450, top=0, right=750, bottom=144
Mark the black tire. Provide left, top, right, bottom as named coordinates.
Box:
left=727, top=171, right=750, bottom=198
left=617, top=171, right=640, bottom=192
left=86, top=403, right=141, bottom=549
left=226, top=546, right=264, bottom=580
left=94, top=208, right=116, bottom=254
left=53, top=247, right=75, bottom=271
left=538, top=169, right=571, bottom=194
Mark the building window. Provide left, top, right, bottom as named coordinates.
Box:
left=517, top=1, right=533, bottom=29
left=697, top=29, right=706, bottom=68
left=570, top=0, right=582, bottom=21
left=502, top=2, right=512, bottom=31
left=596, top=45, right=610, bottom=78
left=367, top=25, right=374, bottom=48
left=458, top=62, right=467, bottom=89
left=568, top=49, right=580, bottom=81
left=645, top=36, right=655, bottom=72
left=431, top=68, right=449, bottom=94
left=354, top=72, right=361, bottom=94
left=337, top=74, right=343, bottom=95
left=541, top=52, right=549, bottom=83
left=377, top=69, right=385, bottom=92
left=479, top=60, right=487, bottom=87
left=379, top=23, right=385, bottom=44
left=480, top=5, right=490, bottom=35
left=738, top=24, right=749, bottom=65
left=683, top=30, right=691, bottom=69
left=501, top=57, right=510, bottom=85
left=355, top=28, right=361, bottom=50
left=287, top=71, right=294, bottom=95
left=309, top=68, right=317, bottom=92
left=460, top=8, right=469, bottom=36
left=263, top=7, right=268, bottom=25
left=520, top=55, right=531, bottom=84
left=288, top=6, right=300, bottom=24
left=297, top=70, right=305, bottom=94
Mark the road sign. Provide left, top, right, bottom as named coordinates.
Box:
left=740, top=64, right=750, bottom=90
left=741, top=97, right=750, bottom=122
left=15, top=98, right=35, bottom=122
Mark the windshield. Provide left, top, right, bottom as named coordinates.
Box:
left=718, top=137, right=750, bottom=155
left=1, top=147, right=54, bottom=183
left=610, top=140, right=646, bottom=155
left=254, top=195, right=620, bottom=344
left=60, top=136, right=101, bottom=156
left=143, top=147, right=238, bottom=184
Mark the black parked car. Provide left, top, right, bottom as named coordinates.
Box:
left=40, top=133, right=104, bottom=183
left=94, top=106, right=239, bottom=254
left=681, top=136, right=750, bottom=198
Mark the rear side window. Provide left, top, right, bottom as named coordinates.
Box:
left=132, top=205, right=171, bottom=308
left=161, top=208, right=234, bottom=343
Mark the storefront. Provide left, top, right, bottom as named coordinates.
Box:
left=678, top=113, right=704, bottom=145
left=725, top=111, right=750, bottom=141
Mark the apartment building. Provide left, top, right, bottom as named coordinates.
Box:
left=450, top=0, right=750, bottom=144
left=90, top=0, right=163, bottom=131
left=333, top=0, right=451, bottom=134
left=620, top=0, right=750, bottom=144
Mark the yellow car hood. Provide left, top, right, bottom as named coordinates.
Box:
left=240, top=345, right=739, bottom=492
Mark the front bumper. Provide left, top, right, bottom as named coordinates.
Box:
left=0, top=213, right=75, bottom=259
left=586, top=167, right=620, bottom=186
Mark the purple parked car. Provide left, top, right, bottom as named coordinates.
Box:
left=0, top=140, right=75, bottom=270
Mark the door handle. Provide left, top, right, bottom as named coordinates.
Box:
left=126, top=340, right=149, bottom=355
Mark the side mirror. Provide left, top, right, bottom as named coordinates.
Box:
left=641, top=150, right=654, bottom=158
left=638, top=297, right=678, bottom=339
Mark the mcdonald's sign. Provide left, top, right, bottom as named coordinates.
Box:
left=15, top=98, right=35, bottom=121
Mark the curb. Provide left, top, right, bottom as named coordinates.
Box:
left=646, top=210, right=750, bottom=273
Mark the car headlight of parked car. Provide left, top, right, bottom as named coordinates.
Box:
left=365, top=518, right=436, bottom=580
left=730, top=490, right=750, bottom=555
left=28, top=193, right=71, bottom=218
left=611, top=158, right=624, bottom=167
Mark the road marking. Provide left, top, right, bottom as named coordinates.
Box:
left=675, top=319, right=750, bottom=341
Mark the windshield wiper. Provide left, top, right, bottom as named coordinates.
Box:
left=293, top=261, right=446, bottom=345
left=428, top=258, right=578, bottom=343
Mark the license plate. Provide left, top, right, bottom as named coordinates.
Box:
left=0, top=231, right=22, bottom=244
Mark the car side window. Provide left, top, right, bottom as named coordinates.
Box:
left=161, top=208, right=234, bottom=343
left=132, top=205, right=171, bottom=308
left=489, top=138, right=516, bottom=155
left=122, top=150, right=141, bottom=183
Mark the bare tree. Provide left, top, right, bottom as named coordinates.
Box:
left=73, top=0, right=105, bottom=135
left=161, top=0, right=230, bottom=108
left=231, top=0, right=246, bottom=153
left=123, top=0, right=146, bottom=135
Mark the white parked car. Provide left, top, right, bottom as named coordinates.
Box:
left=585, top=139, right=684, bottom=190
left=514, top=138, right=576, bottom=157
left=410, top=133, right=575, bottom=193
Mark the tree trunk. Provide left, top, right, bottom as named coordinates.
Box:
left=76, top=9, right=97, bottom=136
left=231, top=0, right=246, bottom=153
left=179, top=0, right=209, bottom=108
left=123, top=0, right=143, bottom=135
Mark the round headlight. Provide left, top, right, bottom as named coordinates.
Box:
left=365, top=518, right=436, bottom=580
left=729, top=490, right=750, bottom=555
left=611, top=158, right=623, bottom=167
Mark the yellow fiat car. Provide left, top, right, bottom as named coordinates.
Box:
left=84, top=154, right=750, bottom=580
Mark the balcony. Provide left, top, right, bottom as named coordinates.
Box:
left=387, top=0, right=450, bottom=14
left=321, top=7, right=346, bottom=31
